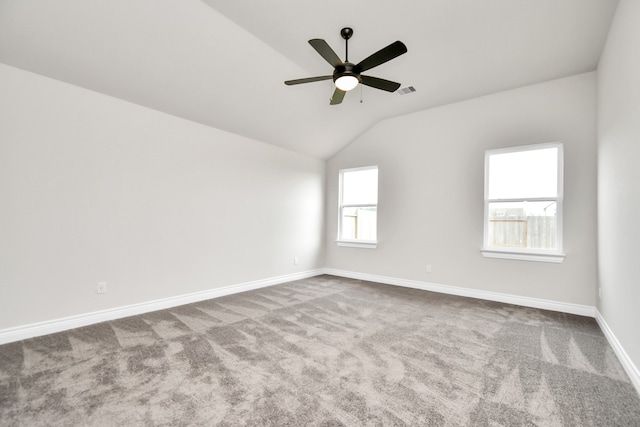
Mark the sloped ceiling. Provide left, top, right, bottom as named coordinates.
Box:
left=0, top=0, right=618, bottom=159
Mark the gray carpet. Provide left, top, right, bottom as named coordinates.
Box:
left=1, top=275, right=639, bottom=426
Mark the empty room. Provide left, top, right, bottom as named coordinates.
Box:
left=1, top=0, right=639, bottom=425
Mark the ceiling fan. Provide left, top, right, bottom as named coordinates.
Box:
left=284, top=27, right=407, bottom=105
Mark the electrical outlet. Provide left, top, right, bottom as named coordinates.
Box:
left=97, top=281, right=107, bottom=294
left=294, top=257, right=299, bottom=265
left=598, top=287, right=602, bottom=299
left=426, top=264, right=432, bottom=273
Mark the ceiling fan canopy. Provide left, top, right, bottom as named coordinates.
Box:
left=285, top=27, right=407, bottom=105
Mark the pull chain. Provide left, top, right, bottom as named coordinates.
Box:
left=330, top=79, right=334, bottom=102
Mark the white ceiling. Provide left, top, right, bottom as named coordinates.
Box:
left=0, top=0, right=618, bottom=159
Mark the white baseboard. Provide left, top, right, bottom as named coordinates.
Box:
left=595, top=309, right=640, bottom=395
left=0, top=269, right=323, bottom=345
left=322, top=268, right=595, bottom=317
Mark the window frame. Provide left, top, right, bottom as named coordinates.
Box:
left=481, top=142, right=565, bottom=263
left=336, top=165, right=378, bottom=249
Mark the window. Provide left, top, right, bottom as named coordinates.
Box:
left=482, top=143, right=564, bottom=263
left=337, top=166, right=378, bottom=248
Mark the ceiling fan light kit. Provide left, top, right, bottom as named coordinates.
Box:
left=284, top=27, right=407, bottom=105
left=334, top=75, right=359, bottom=91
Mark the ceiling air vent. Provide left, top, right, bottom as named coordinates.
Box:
left=397, top=86, right=416, bottom=95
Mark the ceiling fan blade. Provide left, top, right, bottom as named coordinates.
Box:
left=360, top=75, right=402, bottom=92
left=309, top=39, right=343, bottom=67
left=330, top=88, right=346, bottom=105
left=356, top=41, right=407, bottom=73
left=284, top=76, right=333, bottom=85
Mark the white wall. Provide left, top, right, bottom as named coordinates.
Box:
left=326, top=73, right=597, bottom=306
left=597, top=0, right=640, bottom=374
left=0, top=63, right=325, bottom=330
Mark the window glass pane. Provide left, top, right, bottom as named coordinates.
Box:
left=488, top=201, right=557, bottom=249
left=488, top=147, right=557, bottom=199
left=341, top=206, right=377, bottom=241
left=342, top=168, right=378, bottom=205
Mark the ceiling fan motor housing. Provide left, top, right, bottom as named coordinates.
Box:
left=333, top=62, right=361, bottom=84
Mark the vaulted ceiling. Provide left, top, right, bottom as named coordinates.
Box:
left=0, top=0, right=618, bottom=159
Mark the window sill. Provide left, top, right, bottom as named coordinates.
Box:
left=336, top=240, right=377, bottom=249
left=481, top=248, right=565, bottom=263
